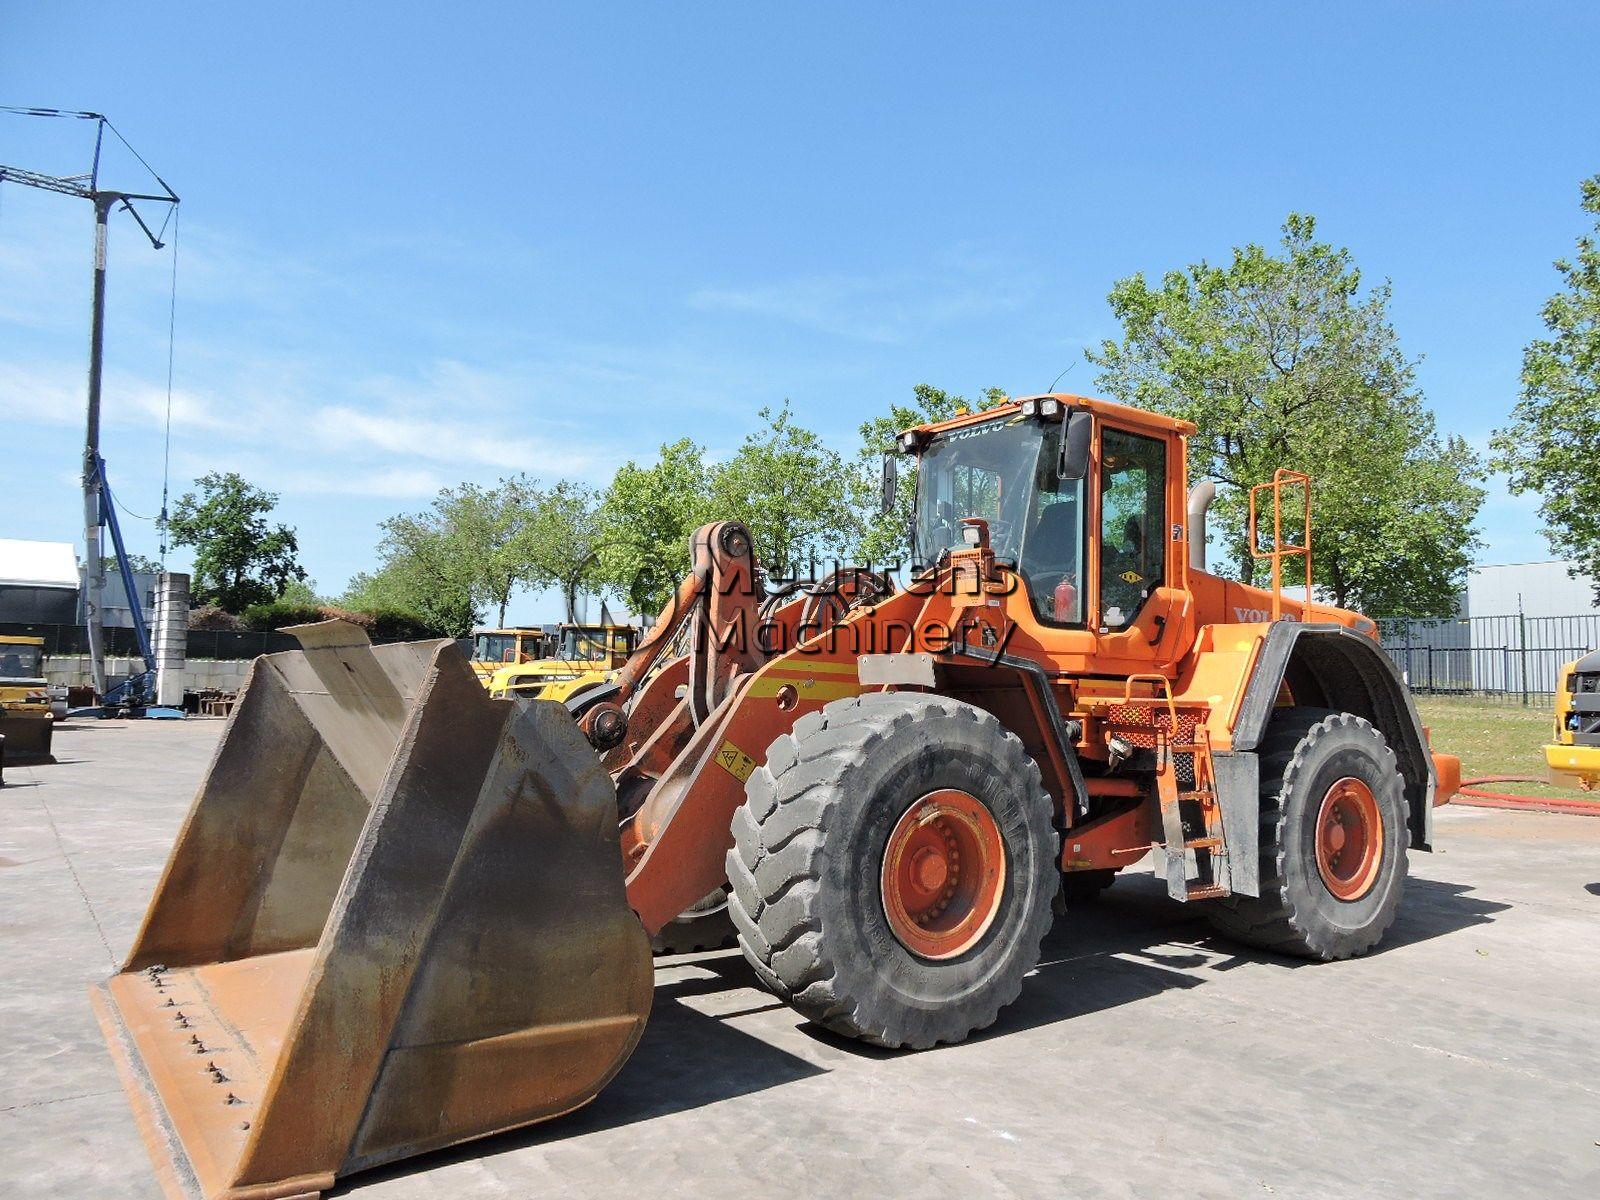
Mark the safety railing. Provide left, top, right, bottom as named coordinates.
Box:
left=1247, top=468, right=1312, bottom=621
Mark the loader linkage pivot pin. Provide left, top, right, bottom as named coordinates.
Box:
left=582, top=702, right=629, bottom=751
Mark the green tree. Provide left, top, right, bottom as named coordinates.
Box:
left=101, top=554, right=163, bottom=575
left=1491, top=175, right=1600, bottom=601
left=341, top=564, right=481, bottom=637
left=1087, top=213, right=1484, bottom=617
left=364, top=475, right=607, bottom=633
left=278, top=577, right=323, bottom=605
left=168, top=472, right=307, bottom=611
left=530, top=480, right=604, bottom=615
left=709, top=401, right=860, bottom=580
left=378, top=474, right=565, bottom=627
left=595, top=438, right=713, bottom=618
left=853, top=383, right=1006, bottom=564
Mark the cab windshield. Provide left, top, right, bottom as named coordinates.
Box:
left=0, top=644, right=45, bottom=681
left=913, top=415, right=1086, bottom=624
left=558, top=628, right=609, bottom=661
left=474, top=634, right=522, bottom=663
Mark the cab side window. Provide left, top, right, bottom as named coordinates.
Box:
left=1098, top=428, right=1166, bottom=628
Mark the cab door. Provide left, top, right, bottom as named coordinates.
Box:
left=1090, top=422, right=1183, bottom=668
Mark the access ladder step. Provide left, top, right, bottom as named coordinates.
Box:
left=1183, top=837, right=1222, bottom=850
left=1184, top=884, right=1228, bottom=901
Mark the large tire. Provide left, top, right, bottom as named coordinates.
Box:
left=650, top=888, right=737, bottom=955
left=725, top=693, right=1058, bottom=1049
left=1206, top=708, right=1408, bottom=960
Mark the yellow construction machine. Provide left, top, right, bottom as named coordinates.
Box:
left=96, top=393, right=1461, bottom=1200
left=0, top=634, right=59, bottom=761
left=486, top=622, right=638, bottom=701
left=464, top=625, right=549, bottom=685
left=1546, top=650, right=1600, bottom=789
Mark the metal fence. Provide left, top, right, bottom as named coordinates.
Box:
left=9, top=614, right=1596, bottom=696
left=1377, top=613, right=1600, bottom=701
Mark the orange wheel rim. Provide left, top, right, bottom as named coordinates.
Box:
left=1315, top=777, right=1383, bottom=901
left=880, top=789, right=1007, bottom=960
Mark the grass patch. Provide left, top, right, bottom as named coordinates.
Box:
left=1414, top=694, right=1593, bottom=800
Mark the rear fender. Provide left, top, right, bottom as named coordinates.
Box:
left=1234, top=622, right=1435, bottom=850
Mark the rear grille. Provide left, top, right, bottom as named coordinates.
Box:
left=1577, top=672, right=1600, bottom=695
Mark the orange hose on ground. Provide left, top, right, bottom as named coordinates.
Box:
left=1454, top=776, right=1600, bottom=818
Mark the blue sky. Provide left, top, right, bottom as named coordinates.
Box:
left=3, top=2, right=1597, bottom=622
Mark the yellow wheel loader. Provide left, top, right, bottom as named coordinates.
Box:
left=96, top=393, right=1461, bottom=1199
left=1546, top=650, right=1600, bottom=788
left=465, top=626, right=549, bottom=685
left=486, top=622, right=639, bottom=701
left=0, top=634, right=59, bottom=761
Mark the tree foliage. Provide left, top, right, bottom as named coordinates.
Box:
left=594, top=407, right=861, bottom=618
left=356, top=474, right=602, bottom=634
left=1087, top=213, right=1484, bottom=617
left=853, top=384, right=1005, bottom=564
left=341, top=560, right=481, bottom=639
left=168, top=472, right=307, bottom=611
left=1491, top=175, right=1600, bottom=601
left=708, top=402, right=859, bottom=580
left=594, top=438, right=712, bottom=620
left=531, top=479, right=604, bottom=615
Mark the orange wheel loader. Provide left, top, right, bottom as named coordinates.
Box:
left=94, top=393, right=1461, bottom=1199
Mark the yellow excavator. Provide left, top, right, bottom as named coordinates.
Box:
left=93, top=393, right=1460, bottom=1200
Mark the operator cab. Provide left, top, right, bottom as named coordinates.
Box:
left=903, top=396, right=1179, bottom=632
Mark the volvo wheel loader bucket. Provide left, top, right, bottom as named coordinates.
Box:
left=91, top=620, right=653, bottom=1200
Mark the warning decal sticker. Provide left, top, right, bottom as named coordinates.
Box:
left=715, top=740, right=757, bottom=783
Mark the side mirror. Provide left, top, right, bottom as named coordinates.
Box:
left=880, top=452, right=897, bottom=515
left=1058, top=411, right=1092, bottom=481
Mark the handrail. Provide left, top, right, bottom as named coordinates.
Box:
left=1247, top=468, right=1312, bottom=620
left=1121, top=672, right=1178, bottom=730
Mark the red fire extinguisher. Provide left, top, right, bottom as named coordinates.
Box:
left=1053, top=576, right=1078, bottom=621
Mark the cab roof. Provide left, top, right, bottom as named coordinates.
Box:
left=906, top=393, right=1197, bottom=440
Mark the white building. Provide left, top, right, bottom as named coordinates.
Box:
left=1465, top=560, right=1598, bottom=619
left=1384, top=560, right=1599, bottom=695
left=0, top=538, right=80, bottom=625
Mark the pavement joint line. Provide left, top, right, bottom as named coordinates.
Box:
left=0, top=1088, right=120, bottom=1114
left=32, top=790, right=119, bottom=973
left=1172, top=979, right=1600, bottom=1100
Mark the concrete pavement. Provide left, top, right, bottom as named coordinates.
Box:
left=3, top=718, right=1597, bottom=1199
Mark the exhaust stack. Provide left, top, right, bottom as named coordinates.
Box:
left=1187, top=481, right=1217, bottom=571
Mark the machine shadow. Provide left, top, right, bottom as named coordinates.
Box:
left=805, top=869, right=1514, bottom=1056
left=334, top=954, right=822, bottom=1194
left=339, top=869, right=1515, bottom=1192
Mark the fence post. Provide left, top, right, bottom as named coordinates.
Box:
left=1518, top=611, right=1528, bottom=706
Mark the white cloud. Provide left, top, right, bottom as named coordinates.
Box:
left=306, top=404, right=600, bottom=477
left=688, top=247, right=1036, bottom=343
